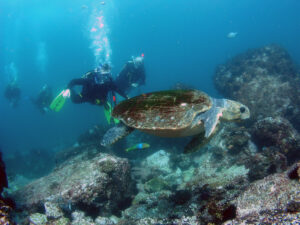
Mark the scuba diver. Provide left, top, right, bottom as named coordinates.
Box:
left=115, top=55, right=146, bottom=95
left=67, top=63, right=128, bottom=105
left=4, top=81, right=21, bottom=108
left=31, top=84, right=53, bottom=114
left=50, top=63, right=129, bottom=124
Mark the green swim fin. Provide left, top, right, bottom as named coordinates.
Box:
left=50, top=89, right=70, bottom=112
left=104, top=104, right=112, bottom=124
left=104, top=102, right=120, bottom=124
left=113, top=118, right=120, bottom=124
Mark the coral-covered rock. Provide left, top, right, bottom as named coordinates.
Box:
left=207, top=123, right=288, bottom=181
left=144, top=177, right=170, bottom=193
left=123, top=190, right=180, bottom=220
left=245, top=146, right=288, bottom=181
left=12, top=152, right=133, bottom=216
left=226, top=165, right=300, bottom=224
left=71, top=211, right=94, bottom=225
left=29, top=213, right=48, bottom=225
left=251, top=117, right=300, bottom=164
left=224, top=212, right=300, bottom=225
left=233, top=168, right=300, bottom=221
left=214, top=44, right=300, bottom=130
left=288, top=162, right=300, bottom=181
left=44, top=202, right=64, bottom=219
left=134, top=216, right=199, bottom=225
left=218, top=126, right=251, bottom=156
left=94, top=216, right=116, bottom=225
left=117, top=216, right=199, bottom=225
left=141, top=150, right=172, bottom=175
left=28, top=205, right=115, bottom=225
left=187, top=180, right=245, bottom=225
left=51, top=217, right=70, bottom=225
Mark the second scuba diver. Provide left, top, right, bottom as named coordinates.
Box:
left=31, top=84, right=53, bottom=114
left=115, top=55, right=146, bottom=95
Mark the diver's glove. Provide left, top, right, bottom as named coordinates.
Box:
left=62, top=89, right=71, bottom=98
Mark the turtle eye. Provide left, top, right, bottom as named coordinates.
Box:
left=240, top=107, right=246, bottom=113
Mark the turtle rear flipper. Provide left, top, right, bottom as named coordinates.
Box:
left=184, top=132, right=205, bottom=153
left=184, top=128, right=217, bottom=154
left=101, top=124, right=134, bottom=147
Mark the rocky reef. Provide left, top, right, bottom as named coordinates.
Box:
left=226, top=163, right=300, bottom=224
left=11, top=141, right=300, bottom=224
left=12, top=151, right=134, bottom=222
left=214, top=44, right=300, bottom=131
left=252, top=117, right=300, bottom=165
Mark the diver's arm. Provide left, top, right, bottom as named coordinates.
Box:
left=67, top=78, right=88, bottom=89
left=112, top=82, right=129, bottom=99
left=67, top=78, right=89, bottom=104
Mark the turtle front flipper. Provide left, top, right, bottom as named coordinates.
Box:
left=199, top=105, right=223, bottom=138
left=101, top=124, right=134, bottom=147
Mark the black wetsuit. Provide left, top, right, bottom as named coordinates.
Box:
left=115, top=60, right=146, bottom=94
left=32, top=86, right=53, bottom=114
left=67, top=70, right=128, bottom=107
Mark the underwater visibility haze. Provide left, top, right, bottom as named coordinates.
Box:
left=1, top=0, right=300, bottom=224
left=1, top=0, right=300, bottom=152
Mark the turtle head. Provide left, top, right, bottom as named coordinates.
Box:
left=222, top=99, right=250, bottom=121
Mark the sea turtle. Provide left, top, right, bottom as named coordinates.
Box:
left=101, top=89, right=250, bottom=153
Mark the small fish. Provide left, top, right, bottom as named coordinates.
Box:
left=126, top=143, right=150, bottom=152
left=101, top=1, right=105, bottom=5
left=227, top=32, right=238, bottom=38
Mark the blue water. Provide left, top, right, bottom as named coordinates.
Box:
left=1, top=0, right=300, bottom=154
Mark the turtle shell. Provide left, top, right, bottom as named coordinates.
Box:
left=112, top=89, right=212, bottom=131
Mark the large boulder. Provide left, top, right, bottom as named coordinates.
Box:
left=214, top=44, right=300, bottom=130
left=226, top=163, right=300, bottom=224
left=12, top=152, right=133, bottom=216
left=251, top=117, right=300, bottom=165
